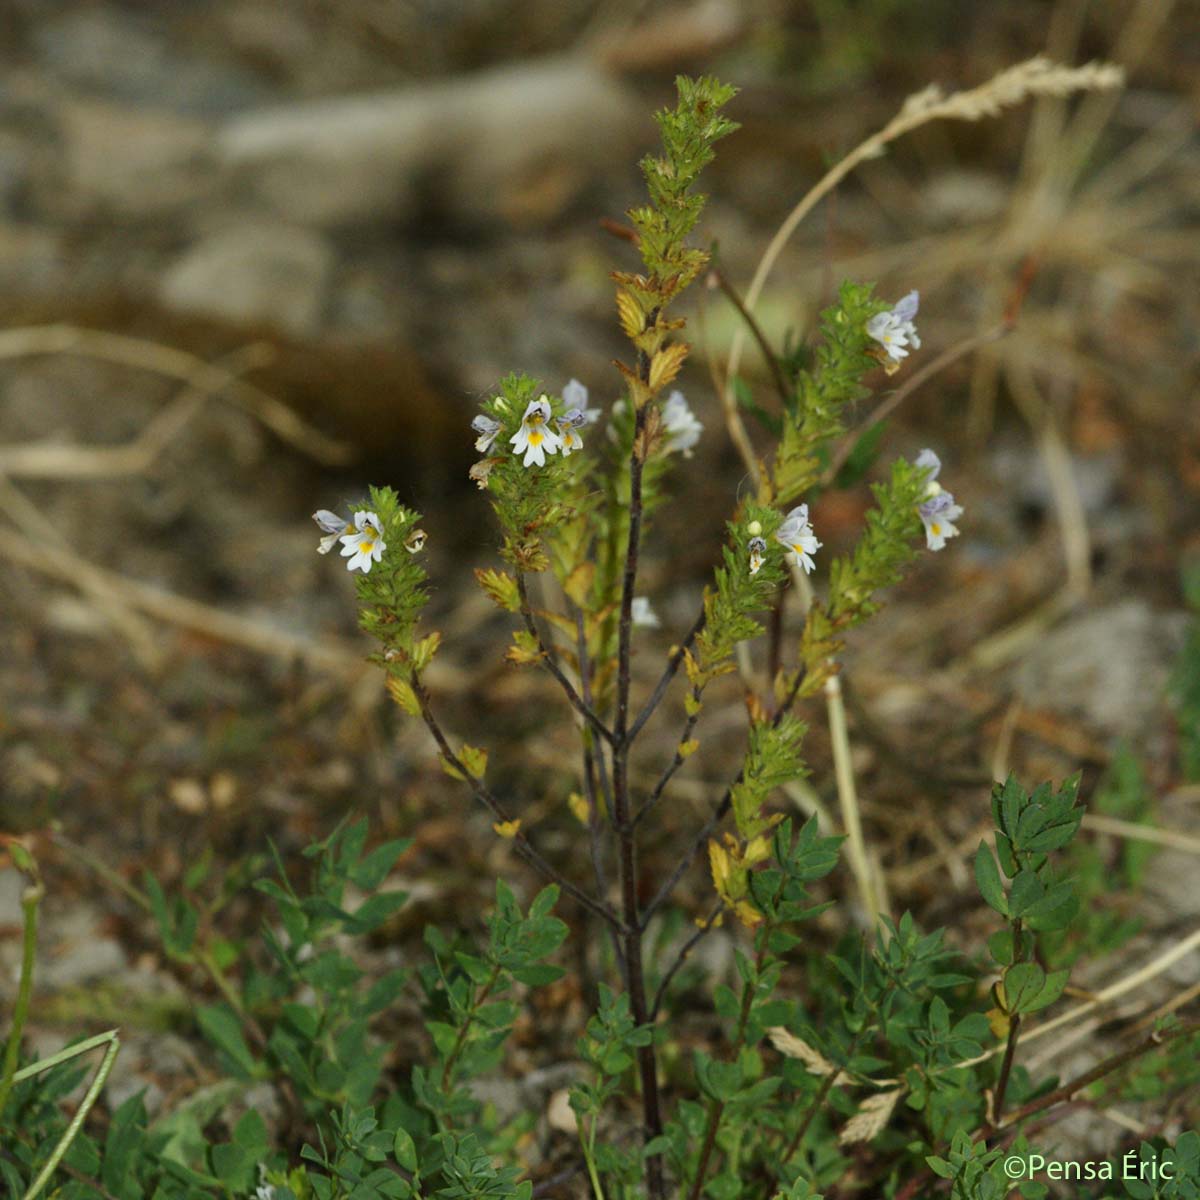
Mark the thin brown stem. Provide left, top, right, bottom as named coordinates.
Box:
left=440, top=963, right=502, bottom=1090
left=688, top=937, right=772, bottom=1200
left=633, top=686, right=703, bottom=828
left=640, top=667, right=806, bottom=931
left=779, top=1034, right=860, bottom=1168
left=628, top=608, right=706, bottom=742
left=575, top=606, right=625, bottom=979
left=991, top=917, right=1026, bottom=1124
left=707, top=266, right=792, bottom=411
left=650, top=902, right=725, bottom=1019
left=995, top=1020, right=1200, bottom=1131
left=611, top=390, right=666, bottom=1200
left=412, top=673, right=622, bottom=932
left=517, top=573, right=616, bottom=746
left=575, top=607, right=611, bottom=888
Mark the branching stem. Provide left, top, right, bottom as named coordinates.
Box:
left=628, top=609, right=706, bottom=742
left=611, top=391, right=667, bottom=1200
left=412, top=674, right=622, bottom=932
left=517, top=573, right=616, bottom=746
left=640, top=668, right=806, bottom=930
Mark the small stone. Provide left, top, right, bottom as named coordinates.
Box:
left=1014, top=601, right=1189, bottom=739
left=159, top=223, right=334, bottom=335
left=58, top=101, right=215, bottom=219
left=39, top=906, right=127, bottom=990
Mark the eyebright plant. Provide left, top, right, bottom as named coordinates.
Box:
left=6, top=73, right=1198, bottom=1200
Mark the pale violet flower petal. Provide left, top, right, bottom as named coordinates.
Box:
left=314, top=509, right=350, bottom=554
left=915, top=448, right=942, bottom=487
left=471, top=414, right=501, bottom=453
left=562, top=379, right=589, bottom=410
left=892, top=290, right=919, bottom=323
left=313, top=509, right=348, bottom=534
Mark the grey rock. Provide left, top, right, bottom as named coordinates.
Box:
left=1014, top=601, right=1189, bottom=739
left=159, top=223, right=334, bottom=335
left=468, top=1063, right=583, bottom=1124
left=467, top=1077, right=523, bottom=1123
left=34, top=8, right=270, bottom=116
left=38, top=906, right=128, bottom=990
left=218, top=56, right=642, bottom=227
left=991, top=440, right=1120, bottom=518
left=58, top=100, right=217, bottom=218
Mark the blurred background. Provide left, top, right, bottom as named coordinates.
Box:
left=1, top=0, right=1199, bottom=1159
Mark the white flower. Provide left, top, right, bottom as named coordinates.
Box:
left=510, top=396, right=562, bottom=467
left=661, top=390, right=703, bottom=455
left=866, top=290, right=921, bottom=364
left=555, top=408, right=589, bottom=456
left=775, top=504, right=822, bottom=574
left=339, top=510, right=386, bottom=573
left=563, top=379, right=602, bottom=426
left=915, top=449, right=963, bottom=551
left=748, top=536, right=767, bottom=577
left=918, top=492, right=963, bottom=551
left=471, top=414, right=501, bottom=453
left=312, top=509, right=349, bottom=555
left=631, top=596, right=661, bottom=628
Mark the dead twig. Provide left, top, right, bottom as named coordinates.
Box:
left=0, top=325, right=354, bottom=466
left=0, top=343, right=275, bottom=479
left=0, top=524, right=368, bottom=677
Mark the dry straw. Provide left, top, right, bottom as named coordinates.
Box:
left=721, top=55, right=1126, bottom=467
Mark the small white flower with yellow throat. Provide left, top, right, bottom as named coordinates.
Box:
left=563, top=378, right=601, bottom=425
left=339, top=510, right=386, bottom=573
left=775, top=504, right=821, bottom=574
left=555, top=408, right=589, bottom=456
left=915, top=448, right=963, bottom=551
left=510, top=396, right=562, bottom=467
left=867, top=291, right=921, bottom=366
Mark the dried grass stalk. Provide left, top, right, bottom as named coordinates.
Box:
left=839, top=1088, right=904, bottom=1146
left=767, top=1027, right=846, bottom=1084
left=723, top=55, right=1126, bottom=483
